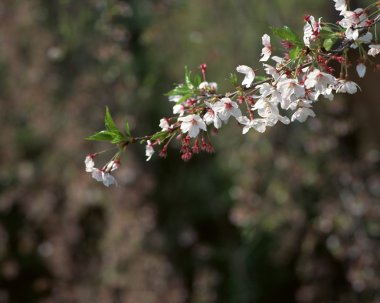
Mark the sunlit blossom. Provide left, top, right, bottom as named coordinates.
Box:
left=236, top=65, right=255, bottom=88
left=335, top=80, right=360, bottom=94
left=203, top=101, right=222, bottom=129
left=259, top=34, right=272, bottom=62
left=368, top=44, right=380, bottom=57
left=212, top=98, right=242, bottom=122
left=178, top=114, right=207, bottom=138
left=238, top=116, right=267, bottom=134
left=146, top=140, right=154, bottom=161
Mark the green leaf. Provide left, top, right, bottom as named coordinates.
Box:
left=289, top=46, right=302, bottom=60
left=86, top=130, right=115, bottom=141
left=166, top=84, right=191, bottom=96
left=105, top=106, right=117, bottom=132
left=254, top=75, right=268, bottom=82
left=229, top=73, right=238, bottom=86
left=319, top=26, right=335, bottom=39
left=271, top=26, right=303, bottom=46
left=320, top=26, right=341, bottom=50
left=323, top=38, right=334, bottom=51
left=111, top=135, right=125, bottom=144
left=124, top=120, right=131, bottom=137
left=184, top=66, right=194, bottom=89
left=177, top=93, right=193, bottom=104
left=193, top=74, right=202, bottom=87
left=150, top=130, right=171, bottom=142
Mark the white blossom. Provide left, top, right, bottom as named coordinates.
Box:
left=253, top=98, right=290, bottom=126
left=236, top=65, right=255, bottom=88
left=209, top=82, right=218, bottom=91
left=198, top=81, right=218, bottom=91
left=173, top=104, right=185, bottom=116
left=159, top=118, right=171, bottom=131
left=91, top=168, right=117, bottom=187
left=259, top=34, right=272, bottom=62
left=356, top=32, right=372, bottom=45
left=178, top=114, right=207, bottom=138
left=271, top=56, right=284, bottom=64
left=291, top=107, right=316, bottom=123
left=339, top=9, right=368, bottom=42
left=238, top=116, right=267, bottom=134
left=350, top=32, right=372, bottom=48
left=145, top=140, right=154, bottom=161
left=345, top=28, right=359, bottom=41
left=103, top=160, right=120, bottom=172
left=85, top=155, right=95, bottom=172
left=334, top=0, right=347, bottom=15
left=356, top=63, right=366, bottom=78
left=276, top=78, right=305, bottom=109
left=335, top=80, right=360, bottom=94
left=199, top=81, right=208, bottom=90
left=303, top=16, right=321, bottom=46
left=305, top=69, right=337, bottom=96
left=85, top=155, right=119, bottom=187
left=212, top=97, right=242, bottom=122
left=368, top=44, right=380, bottom=57
left=263, top=63, right=280, bottom=81
left=91, top=168, right=102, bottom=182
left=257, top=82, right=275, bottom=98
left=203, top=102, right=222, bottom=129
left=102, top=173, right=117, bottom=187
left=339, top=9, right=367, bottom=29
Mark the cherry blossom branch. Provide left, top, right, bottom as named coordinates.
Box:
left=85, top=0, right=380, bottom=187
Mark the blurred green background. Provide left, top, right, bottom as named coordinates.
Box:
left=0, top=0, right=379, bottom=302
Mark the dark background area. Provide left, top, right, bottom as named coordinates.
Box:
left=0, top=0, right=379, bottom=302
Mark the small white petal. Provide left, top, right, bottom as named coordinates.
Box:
left=159, top=118, right=170, bottom=131
left=85, top=155, right=95, bottom=172
left=91, top=168, right=103, bottom=182
left=214, top=117, right=222, bottom=129
left=334, top=0, right=347, bottom=14
left=146, top=140, right=154, bottom=161
left=356, top=63, right=366, bottom=78
left=336, top=80, right=360, bottom=94
left=173, top=104, right=184, bottom=116
left=102, top=173, right=117, bottom=187
left=236, top=65, right=255, bottom=87
left=198, top=81, right=209, bottom=89
left=188, top=127, right=199, bottom=138
left=291, top=108, right=316, bottom=123
left=262, top=34, right=270, bottom=47
left=252, top=119, right=267, bottom=133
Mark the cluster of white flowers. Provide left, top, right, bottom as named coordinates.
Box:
left=142, top=0, right=380, bottom=162
left=86, top=0, right=380, bottom=183
left=85, top=155, right=118, bottom=187
left=232, top=65, right=357, bottom=133
left=142, top=0, right=380, bottom=164
left=303, top=15, right=322, bottom=47
left=333, top=0, right=380, bottom=78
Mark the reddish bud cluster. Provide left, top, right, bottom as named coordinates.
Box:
left=159, top=145, right=168, bottom=158
left=192, top=138, right=200, bottom=154
left=180, top=135, right=192, bottom=161
left=179, top=135, right=214, bottom=161
left=201, top=137, right=214, bottom=153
